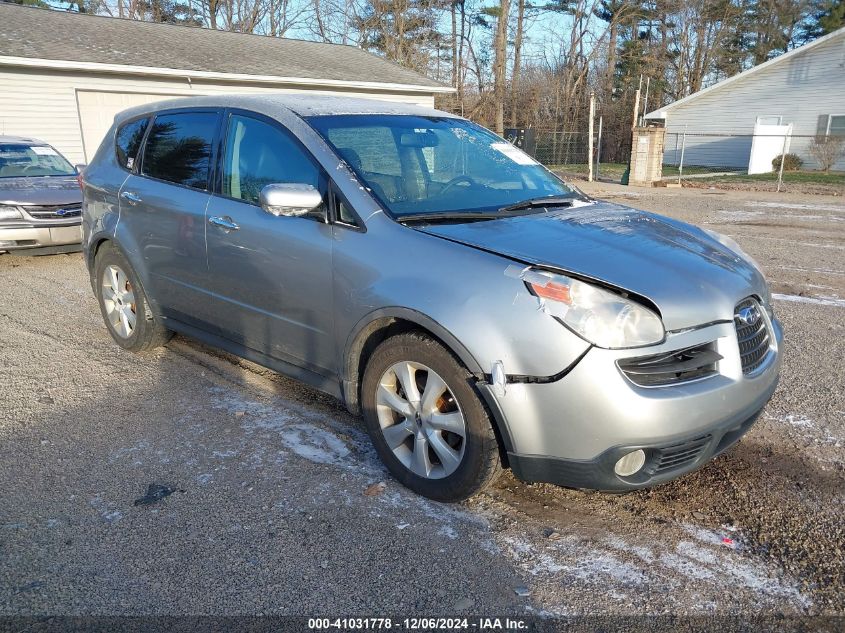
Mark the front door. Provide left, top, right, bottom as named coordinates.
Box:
left=121, top=109, right=220, bottom=327
left=205, top=113, right=335, bottom=375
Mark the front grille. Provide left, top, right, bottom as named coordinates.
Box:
left=617, top=343, right=721, bottom=387
left=647, top=435, right=711, bottom=474
left=22, top=203, right=82, bottom=220
left=734, top=298, right=771, bottom=374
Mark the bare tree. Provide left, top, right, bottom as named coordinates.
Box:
left=508, top=0, right=525, bottom=127
left=492, top=0, right=510, bottom=134
left=809, top=135, right=845, bottom=171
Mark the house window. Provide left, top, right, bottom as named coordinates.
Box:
left=817, top=114, right=845, bottom=137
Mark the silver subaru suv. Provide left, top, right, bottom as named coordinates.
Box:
left=81, top=95, right=782, bottom=501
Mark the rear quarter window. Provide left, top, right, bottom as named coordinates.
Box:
left=141, top=111, right=218, bottom=190
left=115, top=117, right=150, bottom=171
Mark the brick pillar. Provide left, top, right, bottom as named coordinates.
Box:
left=628, top=127, right=665, bottom=186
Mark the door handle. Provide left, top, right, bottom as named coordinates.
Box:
left=208, top=215, right=240, bottom=231
left=120, top=191, right=142, bottom=205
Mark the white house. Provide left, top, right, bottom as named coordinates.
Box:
left=646, top=27, right=845, bottom=173
left=0, top=4, right=452, bottom=165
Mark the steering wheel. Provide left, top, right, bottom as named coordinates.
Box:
left=440, top=175, right=478, bottom=195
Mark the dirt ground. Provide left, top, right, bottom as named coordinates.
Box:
left=1, top=183, right=843, bottom=620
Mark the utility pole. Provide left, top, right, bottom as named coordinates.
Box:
left=587, top=91, right=596, bottom=182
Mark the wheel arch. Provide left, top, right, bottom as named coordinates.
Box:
left=88, top=236, right=162, bottom=316
left=341, top=308, right=514, bottom=463
left=88, top=236, right=111, bottom=267
left=86, top=236, right=116, bottom=292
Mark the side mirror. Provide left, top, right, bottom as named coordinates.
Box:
left=259, top=183, right=323, bottom=218
left=75, top=164, right=87, bottom=173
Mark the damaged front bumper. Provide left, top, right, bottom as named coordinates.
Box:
left=481, top=315, right=783, bottom=491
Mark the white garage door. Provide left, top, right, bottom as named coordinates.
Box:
left=76, top=90, right=190, bottom=161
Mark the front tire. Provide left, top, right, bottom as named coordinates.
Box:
left=94, top=243, right=172, bottom=352
left=361, top=332, right=502, bottom=502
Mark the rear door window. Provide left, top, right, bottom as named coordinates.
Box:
left=115, top=117, right=149, bottom=171
left=142, top=111, right=218, bottom=190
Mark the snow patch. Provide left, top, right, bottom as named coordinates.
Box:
left=767, top=413, right=815, bottom=428
left=772, top=293, right=845, bottom=307
left=771, top=265, right=845, bottom=276
left=494, top=526, right=809, bottom=608
left=89, top=496, right=123, bottom=524
left=438, top=525, right=459, bottom=540
left=568, top=550, right=646, bottom=585
left=737, top=235, right=845, bottom=251
left=658, top=552, right=716, bottom=581
left=745, top=201, right=845, bottom=214
left=502, top=534, right=645, bottom=585
left=278, top=423, right=350, bottom=465
left=764, top=412, right=842, bottom=446
left=675, top=540, right=807, bottom=604
left=717, top=208, right=843, bottom=223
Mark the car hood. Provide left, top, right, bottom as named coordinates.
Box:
left=0, top=176, right=81, bottom=206
left=415, top=201, right=765, bottom=331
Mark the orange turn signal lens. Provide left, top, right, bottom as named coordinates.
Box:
left=530, top=280, right=571, bottom=304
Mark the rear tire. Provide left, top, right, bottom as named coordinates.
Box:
left=94, top=243, right=172, bottom=352
left=361, top=332, right=502, bottom=502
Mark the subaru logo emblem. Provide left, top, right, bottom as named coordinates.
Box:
left=55, top=208, right=70, bottom=216
left=736, top=305, right=761, bottom=326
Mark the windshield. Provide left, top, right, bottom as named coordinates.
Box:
left=0, top=143, right=76, bottom=179
left=305, top=114, right=573, bottom=218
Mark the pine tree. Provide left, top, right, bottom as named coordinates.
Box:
left=802, top=0, right=845, bottom=39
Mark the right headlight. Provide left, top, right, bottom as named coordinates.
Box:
left=0, top=205, right=23, bottom=222
left=523, top=269, right=665, bottom=349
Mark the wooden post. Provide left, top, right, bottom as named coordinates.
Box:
left=587, top=91, right=595, bottom=182
left=777, top=124, right=792, bottom=193
left=595, top=115, right=603, bottom=181
left=631, top=89, right=641, bottom=131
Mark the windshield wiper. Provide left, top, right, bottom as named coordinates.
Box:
left=498, top=195, right=579, bottom=214
left=398, top=212, right=504, bottom=224
left=398, top=195, right=584, bottom=224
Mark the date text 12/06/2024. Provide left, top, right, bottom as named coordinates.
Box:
left=307, top=618, right=529, bottom=630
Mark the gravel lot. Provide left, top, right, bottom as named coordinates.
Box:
left=1, top=183, right=843, bottom=618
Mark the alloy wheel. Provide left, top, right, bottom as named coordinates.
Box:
left=375, top=361, right=467, bottom=479
left=101, top=264, right=137, bottom=339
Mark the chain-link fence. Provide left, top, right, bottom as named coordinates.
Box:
left=521, top=127, right=845, bottom=191
left=527, top=128, right=632, bottom=182
left=662, top=131, right=845, bottom=191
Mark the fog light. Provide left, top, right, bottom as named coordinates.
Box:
left=614, top=449, right=646, bottom=477
left=0, top=240, right=17, bottom=248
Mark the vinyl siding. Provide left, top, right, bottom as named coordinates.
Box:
left=0, top=66, right=436, bottom=164
left=658, top=33, right=845, bottom=171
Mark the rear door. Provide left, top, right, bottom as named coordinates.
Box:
left=205, top=111, right=335, bottom=374
left=119, top=109, right=220, bottom=328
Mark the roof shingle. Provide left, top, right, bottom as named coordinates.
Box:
left=0, top=3, right=445, bottom=90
